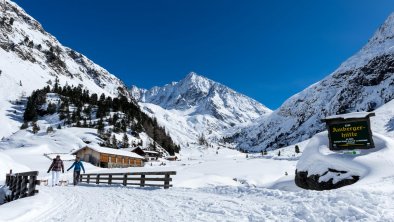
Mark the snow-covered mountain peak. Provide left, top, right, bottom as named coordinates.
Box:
left=175, top=72, right=214, bottom=96
left=132, top=72, right=271, bottom=114
left=367, top=12, right=394, bottom=46
left=130, top=72, right=271, bottom=144
left=336, top=12, right=394, bottom=73
left=184, top=71, right=200, bottom=80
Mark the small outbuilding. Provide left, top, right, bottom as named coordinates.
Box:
left=165, top=156, right=178, bottom=161
left=71, top=145, right=145, bottom=168
left=144, top=150, right=160, bottom=161
left=130, top=147, right=146, bottom=156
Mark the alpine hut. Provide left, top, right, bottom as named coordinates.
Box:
left=71, top=145, right=145, bottom=168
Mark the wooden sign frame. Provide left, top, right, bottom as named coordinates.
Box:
left=322, top=113, right=375, bottom=151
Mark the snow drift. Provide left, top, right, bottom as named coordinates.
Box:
left=295, top=131, right=394, bottom=191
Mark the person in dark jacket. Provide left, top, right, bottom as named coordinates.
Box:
left=47, top=155, right=64, bottom=186
left=67, top=156, right=85, bottom=185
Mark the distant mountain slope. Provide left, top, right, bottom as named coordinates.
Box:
left=131, top=72, right=272, bottom=145
left=371, top=99, right=394, bottom=138
left=232, top=13, right=394, bottom=151
left=0, top=0, right=130, bottom=138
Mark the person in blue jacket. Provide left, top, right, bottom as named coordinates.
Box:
left=67, top=156, right=85, bottom=185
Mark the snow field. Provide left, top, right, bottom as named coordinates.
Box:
left=1, top=184, right=394, bottom=222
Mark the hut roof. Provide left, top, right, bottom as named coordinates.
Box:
left=322, top=112, right=375, bottom=122
left=72, top=145, right=144, bottom=159
left=144, top=151, right=159, bottom=154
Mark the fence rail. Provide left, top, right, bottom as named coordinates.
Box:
left=80, top=171, right=176, bottom=189
left=5, top=170, right=40, bottom=202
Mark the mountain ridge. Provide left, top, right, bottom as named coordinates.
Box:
left=231, top=12, right=394, bottom=151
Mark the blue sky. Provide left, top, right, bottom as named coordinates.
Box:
left=13, top=0, right=394, bottom=109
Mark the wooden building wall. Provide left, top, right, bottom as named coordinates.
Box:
left=75, top=147, right=144, bottom=168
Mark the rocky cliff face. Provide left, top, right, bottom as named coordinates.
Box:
left=232, top=13, right=394, bottom=151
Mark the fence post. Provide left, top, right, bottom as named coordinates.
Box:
left=87, top=174, right=90, bottom=184
left=10, top=175, right=16, bottom=200
left=123, top=174, right=127, bottom=186
left=140, top=174, right=145, bottom=187
left=14, top=175, right=22, bottom=200
left=96, top=174, right=100, bottom=185
left=164, top=173, right=170, bottom=189
left=5, top=175, right=10, bottom=186
left=109, top=174, right=112, bottom=185
left=20, top=176, right=28, bottom=198
left=6, top=169, right=12, bottom=186
left=28, top=173, right=38, bottom=196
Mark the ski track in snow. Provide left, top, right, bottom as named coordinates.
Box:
left=12, top=185, right=394, bottom=222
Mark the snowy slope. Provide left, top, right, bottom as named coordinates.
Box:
left=296, top=131, right=394, bottom=190
left=0, top=0, right=130, bottom=138
left=372, top=99, right=394, bottom=138
left=131, top=72, right=271, bottom=145
left=232, top=13, right=394, bottom=151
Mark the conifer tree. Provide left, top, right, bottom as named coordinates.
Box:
left=97, top=118, right=105, bottom=136
left=47, top=103, right=57, bottom=115
left=122, top=133, right=129, bottom=148
left=20, top=122, right=29, bottom=130
left=46, top=126, right=54, bottom=134
left=198, top=133, right=208, bottom=146
left=295, top=145, right=300, bottom=154
left=54, top=77, right=59, bottom=93
left=24, top=99, right=38, bottom=121
left=32, top=122, right=40, bottom=134
left=111, top=134, right=118, bottom=149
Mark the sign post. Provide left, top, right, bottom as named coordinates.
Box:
left=322, top=112, right=375, bottom=151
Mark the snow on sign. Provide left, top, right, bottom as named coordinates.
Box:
left=322, top=112, right=375, bottom=150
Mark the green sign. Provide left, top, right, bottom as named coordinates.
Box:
left=328, top=120, right=374, bottom=150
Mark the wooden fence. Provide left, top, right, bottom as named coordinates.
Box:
left=5, top=170, right=40, bottom=202
left=80, top=171, right=176, bottom=189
